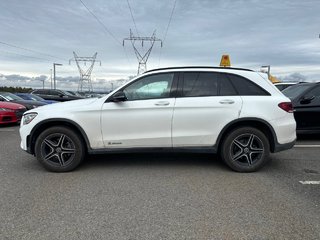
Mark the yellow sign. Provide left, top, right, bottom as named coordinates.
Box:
left=220, top=55, right=231, bottom=67
left=269, top=75, right=280, bottom=84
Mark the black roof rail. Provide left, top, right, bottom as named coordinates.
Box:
left=144, top=66, right=254, bottom=73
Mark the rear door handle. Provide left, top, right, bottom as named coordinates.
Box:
left=155, top=101, right=170, bottom=106
left=219, top=99, right=235, bottom=104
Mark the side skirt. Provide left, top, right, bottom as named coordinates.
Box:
left=88, top=146, right=217, bottom=155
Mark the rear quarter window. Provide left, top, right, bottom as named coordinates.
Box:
left=227, top=74, right=270, bottom=96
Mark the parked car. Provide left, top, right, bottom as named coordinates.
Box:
left=282, top=82, right=320, bottom=133
left=274, top=82, right=297, bottom=91
left=66, top=91, right=83, bottom=97
left=0, top=92, right=47, bottom=110
left=15, top=93, right=57, bottom=104
left=0, top=101, right=26, bottom=124
left=20, top=66, right=296, bottom=172
left=31, top=89, right=83, bottom=102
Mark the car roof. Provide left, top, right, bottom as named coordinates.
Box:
left=274, top=82, right=297, bottom=85
left=144, top=66, right=254, bottom=73
left=295, top=82, right=319, bottom=86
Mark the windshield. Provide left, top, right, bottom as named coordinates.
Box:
left=282, top=84, right=312, bottom=100
left=28, top=94, right=44, bottom=101
left=60, top=90, right=73, bottom=96
left=0, top=92, right=24, bottom=101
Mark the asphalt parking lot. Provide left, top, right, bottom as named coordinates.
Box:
left=0, top=125, right=319, bottom=240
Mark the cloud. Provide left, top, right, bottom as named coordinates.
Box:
left=0, top=72, right=131, bottom=91
left=34, top=75, right=48, bottom=81
left=277, top=72, right=307, bottom=83
left=2, top=74, right=31, bottom=81
left=0, top=0, right=320, bottom=83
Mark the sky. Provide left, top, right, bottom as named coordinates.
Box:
left=0, top=0, right=320, bottom=91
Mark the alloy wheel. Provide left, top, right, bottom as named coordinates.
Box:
left=230, top=133, right=264, bottom=166
left=40, top=133, right=76, bottom=167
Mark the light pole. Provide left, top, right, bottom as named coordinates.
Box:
left=261, top=65, right=271, bottom=78
left=50, top=68, right=52, bottom=89
left=41, top=79, right=45, bottom=89
left=53, top=63, right=63, bottom=90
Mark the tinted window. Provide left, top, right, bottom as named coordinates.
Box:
left=305, top=86, right=320, bottom=98
left=218, top=73, right=237, bottom=96
left=123, top=73, right=174, bottom=101
left=0, top=92, right=23, bottom=101
left=182, top=72, right=218, bottom=97
left=228, top=74, right=269, bottom=96
left=29, top=94, right=45, bottom=101
left=49, top=90, right=61, bottom=96
left=282, top=84, right=312, bottom=100
left=33, top=89, right=47, bottom=94
left=275, top=85, right=286, bottom=91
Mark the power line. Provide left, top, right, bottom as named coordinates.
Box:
left=0, top=49, right=51, bottom=61
left=0, top=41, right=64, bottom=60
left=79, top=0, right=133, bottom=71
left=79, top=0, right=122, bottom=45
left=158, top=0, right=178, bottom=67
left=126, top=0, right=139, bottom=37
left=163, top=0, right=177, bottom=43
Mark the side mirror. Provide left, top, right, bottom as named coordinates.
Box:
left=300, top=96, right=315, bottom=104
left=110, top=91, right=127, bottom=102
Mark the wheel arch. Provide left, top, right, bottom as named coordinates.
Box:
left=216, top=118, right=278, bottom=153
left=28, top=118, right=91, bottom=155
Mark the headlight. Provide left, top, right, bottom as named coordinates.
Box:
left=0, top=108, right=14, bottom=112
left=23, top=113, right=38, bottom=125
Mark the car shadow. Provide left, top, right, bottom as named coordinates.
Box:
left=0, top=122, right=19, bottom=128
left=81, top=152, right=228, bottom=171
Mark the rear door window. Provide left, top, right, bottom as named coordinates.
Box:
left=181, top=72, right=238, bottom=97
left=181, top=72, right=218, bottom=97
left=218, top=73, right=238, bottom=96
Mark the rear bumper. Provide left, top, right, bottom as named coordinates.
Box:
left=273, top=139, right=296, bottom=153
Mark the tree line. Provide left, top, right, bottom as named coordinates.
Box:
left=0, top=86, right=32, bottom=93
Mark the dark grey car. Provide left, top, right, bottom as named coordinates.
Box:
left=31, top=89, right=84, bottom=102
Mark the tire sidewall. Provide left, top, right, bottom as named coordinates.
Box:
left=35, top=126, right=85, bottom=172
left=221, top=127, right=270, bottom=172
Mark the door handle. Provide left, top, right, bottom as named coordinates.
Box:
left=219, top=99, right=235, bottom=104
left=155, top=101, right=170, bottom=106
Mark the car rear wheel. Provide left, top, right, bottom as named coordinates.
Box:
left=35, top=126, right=85, bottom=172
left=221, top=127, right=270, bottom=172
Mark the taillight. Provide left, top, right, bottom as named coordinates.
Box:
left=278, top=102, right=293, bottom=113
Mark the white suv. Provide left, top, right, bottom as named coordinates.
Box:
left=20, top=67, right=296, bottom=172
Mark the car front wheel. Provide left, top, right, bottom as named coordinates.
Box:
left=35, top=126, right=85, bottom=172
left=221, top=127, right=270, bottom=172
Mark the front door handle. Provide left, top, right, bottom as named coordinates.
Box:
left=155, top=101, right=170, bottom=106
left=219, top=99, right=235, bottom=104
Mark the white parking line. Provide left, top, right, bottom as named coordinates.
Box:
left=294, top=145, right=320, bottom=148
left=299, top=181, right=320, bottom=185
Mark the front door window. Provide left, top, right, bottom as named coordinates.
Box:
left=123, top=73, right=174, bottom=101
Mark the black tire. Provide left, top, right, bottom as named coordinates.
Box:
left=220, top=127, right=270, bottom=172
left=35, top=126, right=85, bottom=172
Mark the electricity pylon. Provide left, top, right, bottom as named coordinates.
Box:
left=69, top=52, right=101, bottom=92
left=123, top=29, right=163, bottom=75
